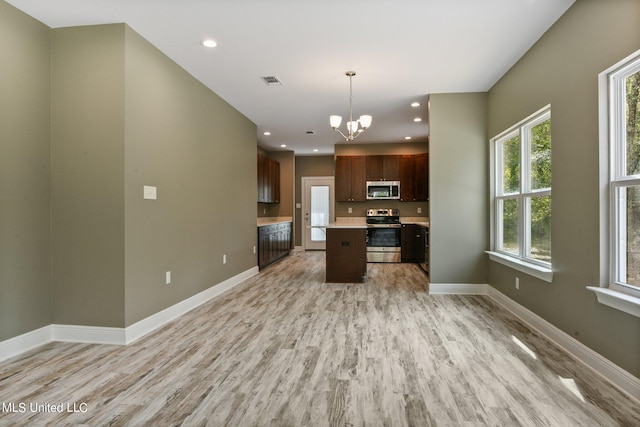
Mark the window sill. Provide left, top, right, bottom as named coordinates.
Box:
left=486, top=251, right=553, bottom=282
left=586, top=286, right=640, bottom=318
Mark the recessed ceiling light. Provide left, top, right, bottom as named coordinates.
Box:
left=313, top=149, right=319, bottom=152
left=202, top=39, right=218, bottom=48
left=411, top=102, right=421, bottom=107
left=413, top=117, right=422, bottom=122
left=405, top=136, right=412, bottom=140
left=263, top=131, right=271, bottom=136
left=280, top=144, right=287, bottom=148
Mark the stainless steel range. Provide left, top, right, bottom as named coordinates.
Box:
left=366, top=208, right=401, bottom=263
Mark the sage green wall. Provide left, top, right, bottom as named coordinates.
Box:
left=123, top=27, right=257, bottom=325
left=429, top=93, right=489, bottom=284
left=0, top=1, right=52, bottom=341
left=487, top=0, right=640, bottom=377
left=1, top=14, right=258, bottom=336
left=51, top=24, right=126, bottom=327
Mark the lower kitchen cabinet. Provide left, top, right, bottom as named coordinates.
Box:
left=326, top=228, right=367, bottom=283
left=258, top=222, right=291, bottom=269
left=401, top=224, right=428, bottom=275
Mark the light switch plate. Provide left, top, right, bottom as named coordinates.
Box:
left=143, top=185, right=157, bottom=200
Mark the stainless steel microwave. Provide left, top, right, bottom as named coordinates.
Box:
left=366, top=181, right=400, bottom=200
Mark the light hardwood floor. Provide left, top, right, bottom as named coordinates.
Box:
left=1, top=251, right=639, bottom=426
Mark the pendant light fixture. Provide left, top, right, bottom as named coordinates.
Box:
left=330, top=71, right=372, bottom=141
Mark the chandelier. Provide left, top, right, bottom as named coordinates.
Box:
left=329, top=71, right=372, bottom=141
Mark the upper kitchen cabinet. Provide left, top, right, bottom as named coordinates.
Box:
left=413, top=153, right=428, bottom=201
left=366, top=155, right=400, bottom=181
left=257, top=152, right=280, bottom=203
left=335, top=156, right=366, bottom=202
left=400, top=153, right=428, bottom=202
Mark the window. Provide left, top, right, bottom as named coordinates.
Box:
left=606, top=52, right=640, bottom=298
left=589, top=50, right=640, bottom=319
left=489, top=106, right=552, bottom=281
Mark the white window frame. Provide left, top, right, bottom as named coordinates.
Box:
left=588, top=49, right=640, bottom=318
left=488, top=106, right=553, bottom=283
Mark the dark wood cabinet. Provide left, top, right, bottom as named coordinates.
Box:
left=400, top=153, right=428, bottom=202
left=257, top=153, right=280, bottom=203
left=401, top=223, right=427, bottom=265
left=336, top=153, right=427, bottom=203
left=326, top=227, right=367, bottom=283
left=366, top=155, right=400, bottom=181
left=258, top=222, right=291, bottom=269
left=401, top=224, right=419, bottom=263
left=399, top=155, right=415, bottom=202
left=413, top=153, right=428, bottom=202
left=335, top=156, right=366, bottom=202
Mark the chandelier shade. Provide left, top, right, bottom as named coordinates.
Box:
left=329, top=71, right=372, bottom=141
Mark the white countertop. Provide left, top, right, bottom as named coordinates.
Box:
left=326, top=217, right=429, bottom=228
left=402, top=217, right=430, bottom=227
left=260, top=216, right=429, bottom=228
left=257, top=217, right=293, bottom=226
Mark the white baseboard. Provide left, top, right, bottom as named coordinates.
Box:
left=0, top=325, right=52, bottom=363
left=124, top=266, right=258, bottom=344
left=485, top=286, right=640, bottom=402
left=52, top=324, right=125, bottom=345
left=428, top=283, right=488, bottom=294
left=0, top=266, right=259, bottom=362
left=3, top=275, right=638, bottom=402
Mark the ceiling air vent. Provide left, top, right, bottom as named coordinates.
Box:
left=260, top=76, right=282, bottom=86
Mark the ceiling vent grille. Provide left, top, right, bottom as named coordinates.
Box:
left=260, top=76, right=283, bottom=86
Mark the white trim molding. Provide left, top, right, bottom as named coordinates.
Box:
left=0, top=325, right=52, bottom=363
left=486, top=251, right=553, bottom=282
left=125, top=266, right=258, bottom=344
left=586, top=286, right=640, bottom=319
left=430, top=283, right=640, bottom=401
left=488, top=286, right=640, bottom=402
left=428, top=283, right=488, bottom=295
left=52, top=325, right=125, bottom=345
left=0, top=266, right=258, bottom=363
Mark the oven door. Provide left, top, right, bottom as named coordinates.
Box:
left=366, top=227, right=401, bottom=262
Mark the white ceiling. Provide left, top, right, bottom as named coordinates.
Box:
left=8, top=0, right=575, bottom=155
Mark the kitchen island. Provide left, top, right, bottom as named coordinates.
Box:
left=325, top=216, right=429, bottom=282
left=325, top=220, right=367, bottom=283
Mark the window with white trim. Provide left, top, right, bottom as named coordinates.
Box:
left=607, top=52, right=640, bottom=298
left=491, top=106, right=552, bottom=273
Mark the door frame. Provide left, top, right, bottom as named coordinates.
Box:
left=301, top=176, right=335, bottom=250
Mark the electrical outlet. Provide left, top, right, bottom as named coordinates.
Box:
left=166, top=271, right=171, bottom=285
left=253, top=246, right=256, bottom=254
left=223, top=254, right=227, bottom=264
left=417, top=207, right=422, bottom=213
left=348, top=207, right=352, bottom=214
left=515, top=277, right=520, bottom=290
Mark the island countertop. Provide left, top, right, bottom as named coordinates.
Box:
left=257, top=217, right=293, bottom=227
left=325, top=217, right=429, bottom=228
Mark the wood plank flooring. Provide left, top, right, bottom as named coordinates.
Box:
left=1, top=251, right=639, bottom=426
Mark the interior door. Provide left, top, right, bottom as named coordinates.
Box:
left=302, top=177, right=334, bottom=250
